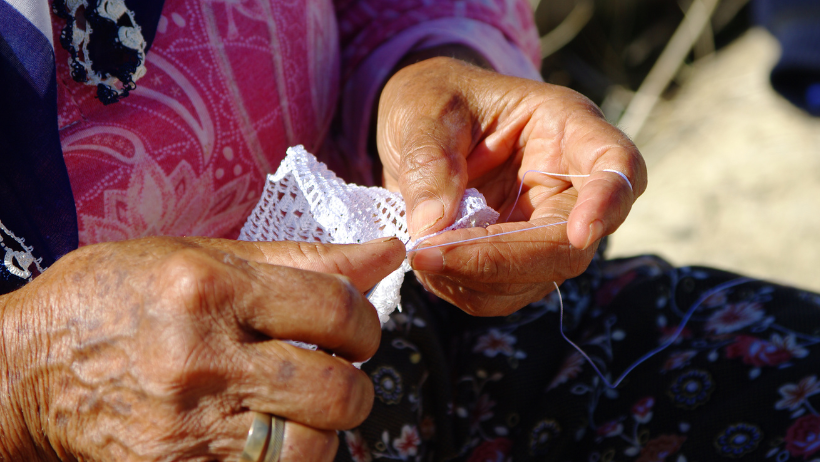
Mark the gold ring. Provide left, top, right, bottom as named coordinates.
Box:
left=263, top=415, right=286, bottom=462
left=240, top=412, right=271, bottom=462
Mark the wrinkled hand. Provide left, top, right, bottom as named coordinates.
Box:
left=378, top=57, right=647, bottom=316
left=0, top=236, right=405, bottom=461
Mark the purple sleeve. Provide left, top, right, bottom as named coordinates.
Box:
left=333, top=0, right=543, bottom=182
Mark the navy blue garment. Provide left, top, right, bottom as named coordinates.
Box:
left=754, top=0, right=820, bottom=116
left=0, top=0, right=76, bottom=293
left=0, top=0, right=164, bottom=294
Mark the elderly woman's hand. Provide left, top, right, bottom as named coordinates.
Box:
left=377, top=57, right=647, bottom=316
left=0, top=236, right=405, bottom=461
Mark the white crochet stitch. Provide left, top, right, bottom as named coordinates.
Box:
left=239, top=145, right=500, bottom=324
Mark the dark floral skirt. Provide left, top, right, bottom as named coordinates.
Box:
left=336, top=252, right=820, bottom=462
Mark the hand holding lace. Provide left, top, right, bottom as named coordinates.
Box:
left=377, top=57, right=648, bottom=316
left=0, top=237, right=405, bottom=460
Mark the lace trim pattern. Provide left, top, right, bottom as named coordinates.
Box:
left=53, top=0, right=147, bottom=104
left=0, top=221, right=44, bottom=281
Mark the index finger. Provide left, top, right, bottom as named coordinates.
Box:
left=241, top=262, right=382, bottom=362
left=408, top=216, right=595, bottom=286
left=187, top=237, right=406, bottom=293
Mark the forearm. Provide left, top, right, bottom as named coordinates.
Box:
left=0, top=291, right=50, bottom=461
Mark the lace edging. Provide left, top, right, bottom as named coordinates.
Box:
left=0, top=221, right=45, bottom=281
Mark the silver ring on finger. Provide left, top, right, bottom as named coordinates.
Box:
left=240, top=412, right=271, bottom=462
left=263, top=415, right=286, bottom=462
left=240, top=412, right=286, bottom=462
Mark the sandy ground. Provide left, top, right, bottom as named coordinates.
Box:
left=607, top=27, right=820, bottom=293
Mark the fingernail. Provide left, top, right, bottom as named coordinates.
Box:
left=410, top=199, right=444, bottom=236
left=362, top=237, right=400, bottom=244
left=584, top=220, right=604, bottom=249
left=410, top=247, right=444, bottom=273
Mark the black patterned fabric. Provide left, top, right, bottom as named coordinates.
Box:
left=338, top=251, right=820, bottom=461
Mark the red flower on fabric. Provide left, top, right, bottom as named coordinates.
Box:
left=597, top=420, right=623, bottom=438
left=786, top=415, right=820, bottom=459
left=702, top=291, right=728, bottom=307
left=473, top=329, right=517, bottom=357
left=777, top=376, right=820, bottom=411
left=547, top=352, right=584, bottom=391
left=705, top=302, right=764, bottom=334
left=420, top=415, right=436, bottom=441
left=658, top=326, right=692, bottom=345
left=595, top=271, right=638, bottom=307
left=470, top=394, right=496, bottom=432
left=636, top=434, right=687, bottom=462
left=344, top=430, right=372, bottom=462
left=631, top=397, right=655, bottom=424
left=392, top=425, right=421, bottom=458
left=662, top=350, right=697, bottom=371
left=467, top=438, right=513, bottom=462
left=726, top=335, right=793, bottom=367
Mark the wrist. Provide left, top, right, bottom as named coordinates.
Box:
left=0, top=290, right=54, bottom=461
left=394, top=44, right=492, bottom=72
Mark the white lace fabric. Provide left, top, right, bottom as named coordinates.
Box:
left=0, top=220, right=44, bottom=281
left=239, top=145, right=499, bottom=323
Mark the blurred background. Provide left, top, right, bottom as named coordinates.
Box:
left=530, top=0, right=820, bottom=292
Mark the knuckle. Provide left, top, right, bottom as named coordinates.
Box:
left=324, top=367, right=372, bottom=427
left=576, top=95, right=605, bottom=119
left=160, top=248, right=214, bottom=279
left=468, top=244, right=512, bottom=282
left=360, top=325, right=382, bottom=360
left=312, top=243, right=357, bottom=276
left=143, top=322, right=224, bottom=397
left=561, top=245, right=593, bottom=280
left=289, top=241, right=322, bottom=265
left=157, top=249, right=225, bottom=310
left=402, top=141, right=452, bottom=174
left=554, top=85, right=603, bottom=118
left=323, top=276, right=359, bottom=338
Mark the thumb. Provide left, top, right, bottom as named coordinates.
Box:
left=396, top=113, right=472, bottom=240
left=191, top=237, right=406, bottom=292
left=377, top=59, right=475, bottom=240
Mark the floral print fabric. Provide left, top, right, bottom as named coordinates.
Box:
left=339, top=249, right=820, bottom=461
left=54, top=0, right=540, bottom=246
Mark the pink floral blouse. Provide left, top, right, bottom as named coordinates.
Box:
left=52, top=0, right=541, bottom=246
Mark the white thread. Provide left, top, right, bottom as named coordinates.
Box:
left=602, top=169, right=633, bottom=191
left=407, top=220, right=568, bottom=252
left=505, top=169, right=631, bottom=222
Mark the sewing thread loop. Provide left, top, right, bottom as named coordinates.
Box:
left=398, top=167, right=749, bottom=389
left=504, top=169, right=631, bottom=222
left=554, top=277, right=754, bottom=388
